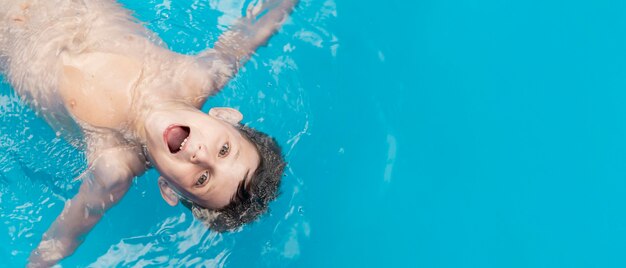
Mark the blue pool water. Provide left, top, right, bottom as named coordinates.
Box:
left=3, top=0, right=626, bottom=267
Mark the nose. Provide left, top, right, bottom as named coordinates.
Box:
left=190, top=144, right=212, bottom=166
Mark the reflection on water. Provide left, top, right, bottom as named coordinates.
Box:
left=0, top=77, right=84, bottom=266
left=90, top=213, right=229, bottom=267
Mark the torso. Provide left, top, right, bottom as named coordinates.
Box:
left=0, top=0, right=210, bottom=149
left=59, top=51, right=142, bottom=130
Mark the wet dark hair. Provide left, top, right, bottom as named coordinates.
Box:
left=181, top=124, right=285, bottom=232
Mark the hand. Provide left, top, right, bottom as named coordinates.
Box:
left=245, top=0, right=299, bottom=20
left=28, top=238, right=72, bottom=268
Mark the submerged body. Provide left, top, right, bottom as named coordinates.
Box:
left=1, top=0, right=209, bottom=147
left=0, top=0, right=295, bottom=266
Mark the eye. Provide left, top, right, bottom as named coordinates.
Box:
left=218, top=142, right=230, bottom=158
left=196, top=170, right=209, bottom=186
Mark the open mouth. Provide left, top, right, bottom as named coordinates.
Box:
left=164, top=125, right=190, bottom=154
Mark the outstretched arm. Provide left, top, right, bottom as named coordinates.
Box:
left=28, top=147, right=145, bottom=267
left=196, top=0, right=299, bottom=94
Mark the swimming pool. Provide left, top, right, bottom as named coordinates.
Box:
left=3, top=0, right=626, bottom=267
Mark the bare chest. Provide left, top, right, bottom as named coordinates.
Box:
left=58, top=52, right=143, bottom=129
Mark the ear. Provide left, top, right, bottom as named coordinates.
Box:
left=208, top=107, right=243, bottom=125
left=157, top=177, right=179, bottom=206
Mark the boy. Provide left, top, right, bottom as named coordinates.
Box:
left=0, top=0, right=296, bottom=266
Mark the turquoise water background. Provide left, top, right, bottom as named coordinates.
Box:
left=2, top=0, right=626, bottom=267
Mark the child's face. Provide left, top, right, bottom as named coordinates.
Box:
left=143, top=107, right=260, bottom=209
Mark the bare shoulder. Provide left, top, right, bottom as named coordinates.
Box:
left=85, top=136, right=147, bottom=191
left=169, top=53, right=222, bottom=106
left=90, top=147, right=146, bottom=178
